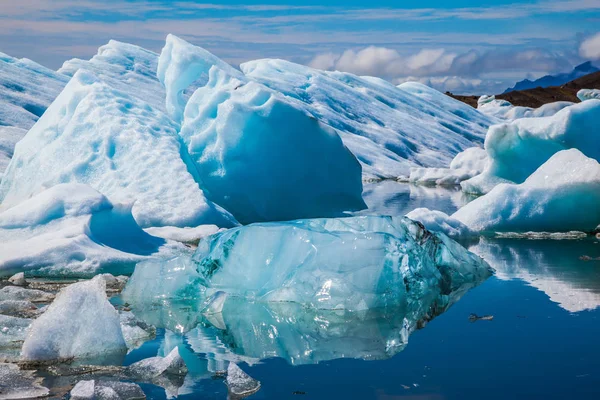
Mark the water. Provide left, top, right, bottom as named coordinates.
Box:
left=64, top=182, right=600, bottom=398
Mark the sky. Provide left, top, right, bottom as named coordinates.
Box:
left=1, top=0, right=600, bottom=94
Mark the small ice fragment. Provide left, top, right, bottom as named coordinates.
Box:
left=8, top=272, right=25, bottom=286
left=226, top=363, right=261, bottom=398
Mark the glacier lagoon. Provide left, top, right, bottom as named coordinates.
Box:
left=8, top=182, right=597, bottom=400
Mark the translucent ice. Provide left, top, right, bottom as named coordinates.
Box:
left=463, top=99, right=600, bottom=194
left=20, top=276, right=127, bottom=362
left=454, top=149, right=600, bottom=233
left=190, top=216, right=491, bottom=310
left=159, top=35, right=365, bottom=223
left=0, top=70, right=236, bottom=229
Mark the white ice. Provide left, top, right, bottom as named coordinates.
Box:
left=159, top=35, right=366, bottom=223
left=577, top=89, right=600, bottom=101
left=463, top=99, right=600, bottom=194
left=409, top=147, right=488, bottom=186
left=477, top=95, right=573, bottom=121
left=0, top=70, right=236, bottom=229
left=20, top=276, right=127, bottom=362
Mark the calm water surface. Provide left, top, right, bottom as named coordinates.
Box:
left=122, top=182, right=600, bottom=399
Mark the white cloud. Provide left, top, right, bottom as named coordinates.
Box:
left=580, top=32, right=600, bottom=60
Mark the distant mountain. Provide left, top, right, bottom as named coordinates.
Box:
left=503, top=61, right=599, bottom=94
left=449, top=69, right=600, bottom=109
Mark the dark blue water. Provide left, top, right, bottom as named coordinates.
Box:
left=125, top=182, right=600, bottom=399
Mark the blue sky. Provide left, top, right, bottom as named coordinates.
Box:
left=1, top=0, right=599, bottom=94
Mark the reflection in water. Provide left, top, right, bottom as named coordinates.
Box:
left=470, top=237, right=600, bottom=312
left=358, top=180, right=476, bottom=217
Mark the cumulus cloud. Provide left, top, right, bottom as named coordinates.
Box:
left=580, top=32, right=600, bottom=60
left=308, top=46, right=576, bottom=94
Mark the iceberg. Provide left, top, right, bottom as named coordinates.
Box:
left=189, top=215, right=491, bottom=310
left=242, top=61, right=492, bottom=180
left=158, top=35, right=365, bottom=223
left=409, top=147, right=488, bottom=186
left=578, top=89, right=600, bottom=102
left=477, top=95, right=573, bottom=120
left=0, top=70, right=236, bottom=229
left=20, top=276, right=127, bottom=362
left=0, top=183, right=170, bottom=277
left=0, top=52, right=68, bottom=130
left=454, top=149, right=600, bottom=233
left=463, top=99, right=600, bottom=194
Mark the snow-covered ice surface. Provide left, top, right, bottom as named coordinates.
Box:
left=20, top=276, right=127, bottom=362
left=409, top=147, right=488, bottom=186
left=0, top=52, right=68, bottom=130
left=477, top=95, right=573, bottom=120
left=0, top=70, right=236, bottom=229
left=59, top=40, right=167, bottom=113
left=0, top=184, right=173, bottom=277
left=463, top=99, right=600, bottom=194
left=159, top=35, right=365, bottom=223
left=578, top=89, right=600, bottom=101
left=188, top=215, right=491, bottom=310
left=242, top=61, right=492, bottom=180
left=454, top=149, right=600, bottom=233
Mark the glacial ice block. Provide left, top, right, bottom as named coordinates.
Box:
left=454, top=149, right=600, bottom=233
left=0, top=184, right=168, bottom=277
left=463, top=99, right=600, bottom=194
left=0, top=70, right=236, bottom=229
left=20, top=276, right=127, bottom=362
left=158, top=35, right=366, bottom=223
left=242, top=60, right=492, bottom=180
left=476, top=95, right=572, bottom=120
left=191, top=216, right=491, bottom=310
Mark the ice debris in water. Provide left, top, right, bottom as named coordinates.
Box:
left=20, top=275, right=126, bottom=362
left=0, top=286, right=53, bottom=303
left=0, top=300, right=37, bottom=317
left=463, top=99, right=600, bottom=194
left=0, top=69, right=236, bottom=229
left=0, top=315, right=31, bottom=354
left=577, top=89, right=600, bottom=101
left=454, top=149, right=600, bottom=233
left=0, top=362, right=49, bottom=399
left=158, top=35, right=365, bottom=223
left=127, top=347, right=187, bottom=378
left=409, top=147, right=488, bottom=186
left=187, top=215, right=491, bottom=310
left=70, top=379, right=146, bottom=400
left=0, top=183, right=168, bottom=277
left=243, top=61, right=492, bottom=180
left=226, top=363, right=261, bottom=398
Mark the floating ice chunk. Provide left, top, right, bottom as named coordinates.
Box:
left=0, top=300, right=36, bottom=317
left=20, top=276, right=127, bottom=362
left=0, top=184, right=168, bottom=277
left=8, top=272, right=25, bottom=286
left=119, top=311, right=156, bottom=350
left=192, top=216, right=491, bottom=310
left=454, top=149, right=600, bottom=233
left=463, top=100, right=600, bottom=194
left=409, top=146, right=488, bottom=186
left=159, top=36, right=365, bottom=223
left=406, top=208, right=475, bottom=239
left=0, top=315, right=31, bottom=354
left=70, top=379, right=146, bottom=400
left=0, top=363, right=49, bottom=399
left=578, top=89, right=600, bottom=101
left=0, top=286, right=53, bottom=303
left=0, top=70, right=236, bottom=229
left=127, top=347, right=187, bottom=378
left=226, top=363, right=261, bottom=398
left=0, top=51, right=68, bottom=130
left=243, top=60, right=492, bottom=180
